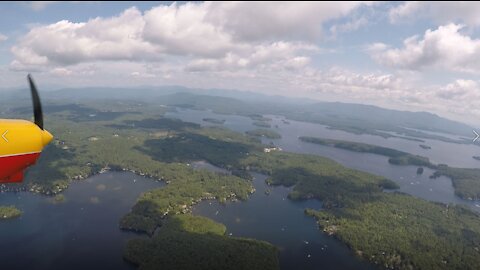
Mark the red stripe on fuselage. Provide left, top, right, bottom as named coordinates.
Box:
left=0, top=152, right=41, bottom=183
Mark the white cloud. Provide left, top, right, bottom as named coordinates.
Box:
left=437, top=79, right=479, bottom=100
left=142, top=2, right=240, bottom=58
left=428, top=79, right=480, bottom=123
left=330, top=17, right=368, bottom=36
left=389, top=1, right=480, bottom=27
left=298, top=68, right=409, bottom=106
left=0, top=33, right=7, bottom=42
left=388, top=1, right=423, bottom=23
left=369, top=24, right=480, bottom=73
left=11, top=2, right=374, bottom=71
left=13, top=2, right=364, bottom=92
left=29, top=1, right=58, bottom=11
left=205, top=2, right=371, bottom=42
left=367, top=42, right=389, bottom=51
left=130, top=71, right=155, bottom=78
left=185, top=42, right=315, bottom=72
left=49, top=67, right=73, bottom=76
left=305, top=69, right=480, bottom=124
left=11, top=7, right=158, bottom=70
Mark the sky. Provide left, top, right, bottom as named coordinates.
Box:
left=0, top=1, right=479, bottom=125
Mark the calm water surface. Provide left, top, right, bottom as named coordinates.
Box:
left=0, top=172, right=163, bottom=270
left=192, top=165, right=374, bottom=270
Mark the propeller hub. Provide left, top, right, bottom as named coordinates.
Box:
left=41, top=129, right=53, bottom=147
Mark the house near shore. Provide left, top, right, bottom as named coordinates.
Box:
left=264, top=147, right=282, bottom=153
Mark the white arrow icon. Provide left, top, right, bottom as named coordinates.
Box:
left=474, top=130, right=479, bottom=143
left=2, top=130, right=8, bottom=142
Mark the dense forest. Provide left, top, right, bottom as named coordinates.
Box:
left=240, top=151, right=398, bottom=206
left=306, top=194, right=480, bottom=270
left=124, top=214, right=279, bottom=270
left=120, top=169, right=253, bottom=235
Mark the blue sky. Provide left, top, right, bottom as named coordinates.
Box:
left=0, top=1, right=479, bottom=124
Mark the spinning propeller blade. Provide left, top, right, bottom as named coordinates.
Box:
left=27, top=74, right=44, bottom=130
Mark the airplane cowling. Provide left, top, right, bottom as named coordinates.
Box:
left=0, top=152, right=41, bottom=183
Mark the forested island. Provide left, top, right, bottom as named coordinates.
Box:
left=248, top=114, right=272, bottom=122
left=300, top=136, right=480, bottom=200
left=299, top=136, right=431, bottom=167
left=0, top=206, right=22, bottom=219
left=202, top=118, right=225, bottom=124
left=419, top=144, right=432, bottom=149
left=253, top=121, right=271, bottom=128
left=124, top=214, right=279, bottom=270
left=119, top=169, right=253, bottom=235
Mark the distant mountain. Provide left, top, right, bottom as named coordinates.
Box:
left=306, top=102, right=473, bottom=137
left=45, top=86, right=190, bottom=101
left=2, top=85, right=474, bottom=137
left=153, top=92, right=473, bottom=137
left=42, top=85, right=314, bottom=105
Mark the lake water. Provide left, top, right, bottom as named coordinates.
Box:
left=191, top=163, right=374, bottom=270
left=0, top=172, right=163, bottom=270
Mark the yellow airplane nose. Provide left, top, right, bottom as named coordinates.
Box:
left=41, top=129, right=54, bottom=147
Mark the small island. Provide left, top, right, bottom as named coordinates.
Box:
left=473, top=156, right=480, bottom=161
left=49, top=194, right=66, bottom=204
left=248, top=114, right=272, bottom=122
left=419, top=144, right=431, bottom=150
left=246, top=129, right=281, bottom=139
left=253, top=121, right=271, bottom=128
left=0, top=206, right=22, bottom=220
left=202, top=118, right=226, bottom=125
